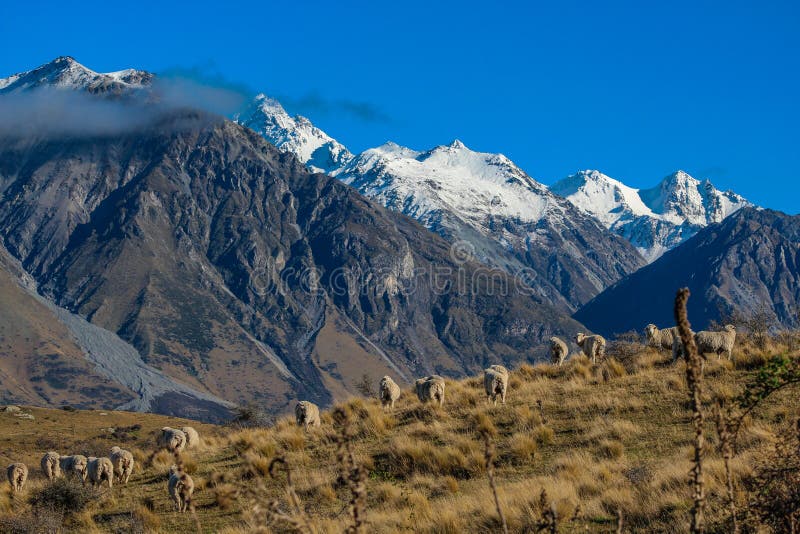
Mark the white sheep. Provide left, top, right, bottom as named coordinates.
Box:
left=180, top=426, right=200, bottom=449
left=575, top=333, right=606, bottom=363
left=483, top=367, right=509, bottom=405
left=40, top=451, right=61, bottom=481
left=295, top=401, right=321, bottom=430
left=415, top=375, right=446, bottom=406
left=59, top=455, right=88, bottom=484
left=695, top=325, right=737, bottom=360
left=644, top=324, right=679, bottom=351
left=110, top=446, right=135, bottom=484
left=168, top=465, right=195, bottom=513
left=6, top=463, right=27, bottom=492
left=379, top=376, right=401, bottom=409
left=86, top=457, right=114, bottom=488
left=549, top=337, right=568, bottom=366
left=158, top=427, right=188, bottom=453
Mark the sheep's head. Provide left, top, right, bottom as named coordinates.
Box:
left=110, top=446, right=121, bottom=454
left=644, top=324, right=657, bottom=337
left=575, top=332, right=586, bottom=345
left=724, top=324, right=736, bottom=332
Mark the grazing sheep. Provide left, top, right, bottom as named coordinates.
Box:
left=644, top=324, right=680, bottom=351
left=695, top=325, right=737, bottom=360
left=168, top=465, right=195, bottom=513
left=86, top=457, right=114, bottom=488
left=59, top=455, right=88, bottom=484
left=379, top=376, right=401, bottom=409
left=6, top=463, right=27, bottom=492
left=549, top=337, right=569, bottom=366
left=295, top=401, right=321, bottom=430
left=40, top=451, right=61, bottom=480
left=415, top=375, right=446, bottom=406
left=483, top=367, right=509, bottom=405
left=158, top=427, right=187, bottom=453
left=575, top=333, right=606, bottom=363
left=180, top=426, right=200, bottom=449
left=109, top=447, right=135, bottom=484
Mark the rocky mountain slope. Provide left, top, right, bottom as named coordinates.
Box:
left=574, top=208, right=800, bottom=335
left=331, top=141, right=645, bottom=310
left=0, top=100, right=584, bottom=419
left=552, top=169, right=751, bottom=262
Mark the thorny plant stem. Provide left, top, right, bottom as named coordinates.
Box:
left=675, top=288, right=705, bottom=534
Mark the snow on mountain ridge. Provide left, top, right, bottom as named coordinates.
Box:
left=235, top=93, right=353, bottom=174
left=0, top=56, right=152, bottom=94
left=336, top=138, right=555, bottom=227
left=552, top=169, right=752, bottom=262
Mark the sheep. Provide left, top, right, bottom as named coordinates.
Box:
left=180, top=426, right=200, bottom=449
left=549, top=337, right=568, bottom=366
left=40, top=451, right=61, bottom=480
left=415, top=375, right=446, bottom=406
left=295, top=401, right=321, bottom=430
left=695, top=325, right=737, bottom=360
left=86, top=457, right=114, bottom=488
left=483, top=367, right=509, bottom=405
left=575, top=333, right=606, bottom=363
left=379, top=376, right=401, bottom=409
left=158, top=427, right=187, bottom=453
left=644, top=324, right=680, bottom=351
left=110, top=446, right=135, bottom=484
left=168, top=465, right=195, bottom=513
left=6, top=463, right=27, bottom=492
left=59, top=455, right=88, bottom=484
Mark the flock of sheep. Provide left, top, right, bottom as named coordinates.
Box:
left=6, top=322, right=738, bottom=513
left=5, top=425, right=201, bottom=513
left=293, top=323, right=737, bottom=428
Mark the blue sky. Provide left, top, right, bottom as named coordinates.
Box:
left=2, top=0, right=798, bottom=213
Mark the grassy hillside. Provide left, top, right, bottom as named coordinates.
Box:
left=1, top=333, right=799, bottom=533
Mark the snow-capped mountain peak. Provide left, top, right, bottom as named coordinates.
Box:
left=234, top=93, right=353, bottom=174
left=336, top=139, right=555, bottom=227
left=552, top=169, right=752, bottom=261
left=0, top=56, right=153, bottom=94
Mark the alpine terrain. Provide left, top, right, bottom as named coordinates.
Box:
left=0, top=57, right=584, bottom=420
left=552, top=169, right=752, bottom=261
left=238, top=98, right=646, bottom=311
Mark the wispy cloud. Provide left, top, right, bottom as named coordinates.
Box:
left=160, top=63, right=392, bottom=123
left=0, top=82, right=231, bottom=139
left=276, top=91, right=393, bottom=123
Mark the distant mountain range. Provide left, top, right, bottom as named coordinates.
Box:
left=234, top=82, right=752, bottom=267
left=238, top=97, right=645, bottom=311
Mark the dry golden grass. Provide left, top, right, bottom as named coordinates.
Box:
left=0, top=338, right=798, bottom=532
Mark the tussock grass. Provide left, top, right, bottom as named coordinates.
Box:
left=0, top=337, right=799, bottom=532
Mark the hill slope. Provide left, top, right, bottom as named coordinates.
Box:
left=1, top=337, right=797, bottom=532
left=575, top=208, right=800, bottom=336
